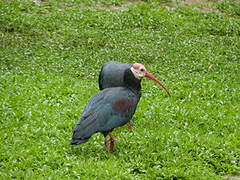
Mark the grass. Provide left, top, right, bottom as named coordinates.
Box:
left=0, top=0, right=239, bottom=179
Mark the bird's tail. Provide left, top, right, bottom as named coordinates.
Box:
left=71, top=124, right=91, bottom=145
left=71, top=137, right=89, bottom=145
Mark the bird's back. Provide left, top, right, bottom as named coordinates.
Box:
left=98, top=62, right=132, bottom=90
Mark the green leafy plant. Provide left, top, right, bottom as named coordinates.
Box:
left=0, top=0, right=239, bottom=179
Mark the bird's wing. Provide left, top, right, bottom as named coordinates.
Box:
left=80, top=91, right=105, bottom=119
left=73, top=88, right=138, bottom=139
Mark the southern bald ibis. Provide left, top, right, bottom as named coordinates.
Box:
left=71, top=63, right=171, bottom=152
left=98, top=61, right=171, bottom=131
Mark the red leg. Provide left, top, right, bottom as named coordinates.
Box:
left=108, top=132, right=116, bottom=152
left=128, top=121, right=133, bottom=132
left=104, top=132, right=116, bottom=152
left=104, top=136, right=110, bottom=152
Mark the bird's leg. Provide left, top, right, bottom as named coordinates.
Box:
left=103, top=132, right=110, bottom=152
left=104, top=136, right=111, bottom=152
left=108, top=132, right=116, bottom=152
left=127, top=121, right=133, bottom=132
left=103, top=132, right=116, bottom=152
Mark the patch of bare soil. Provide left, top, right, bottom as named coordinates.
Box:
left=173, top=0, right=220, bottom=13
left=96, top=4, right=128, bottom=11
left=224, top=176, right=240, bottom=180
left=95, top=0, right=142, bottom=11
left=179, top=0, right=208, bottom=6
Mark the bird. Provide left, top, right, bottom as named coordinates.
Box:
left=98, top=61, right=171, bottom=131
left=71, top=63, right=171, bottom=152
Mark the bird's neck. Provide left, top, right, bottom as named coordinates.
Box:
left=123, top=69, right=142, bottom=95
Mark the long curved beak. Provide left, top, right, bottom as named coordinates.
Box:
left=145, top=72, right=172, bottom=96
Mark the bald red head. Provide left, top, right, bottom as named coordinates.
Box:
left=132, top=63, right=142, bottom=70
left=131, top=63, right=172, bottom=96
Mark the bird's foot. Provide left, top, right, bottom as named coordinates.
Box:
left=104, top=137, right=111, bottom=152
left=127, top=121, right=133, bottom=132
left=109, top=143, right=115, bottom=152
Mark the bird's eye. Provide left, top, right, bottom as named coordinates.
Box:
left=140, top=68, right=144, bottom=72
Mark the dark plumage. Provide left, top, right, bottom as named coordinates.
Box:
left=71, top=63, right=171, bottom=152
left=99, top=61, right=132, bottom=90
left=98, top=62, right=135, bottom=131
left=71, top=87, right=139, bottom=144
left=71, top=68, right=141, bottom=151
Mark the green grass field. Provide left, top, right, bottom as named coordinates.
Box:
left=0, top=0, right=239, bottom=179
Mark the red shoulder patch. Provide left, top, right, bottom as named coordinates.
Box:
left=112, top=99, right=134, bottom=113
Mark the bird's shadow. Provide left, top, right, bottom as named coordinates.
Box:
left=68, top=127, right=135, bottom=159
left=69, top=144, right=127, bottom=161
left=68, top=136, right=132, bottom=160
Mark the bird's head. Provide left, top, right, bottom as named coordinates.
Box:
left=130, top=63, right=172, bottom=96
left=130, top=63, right=147, bottom=80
